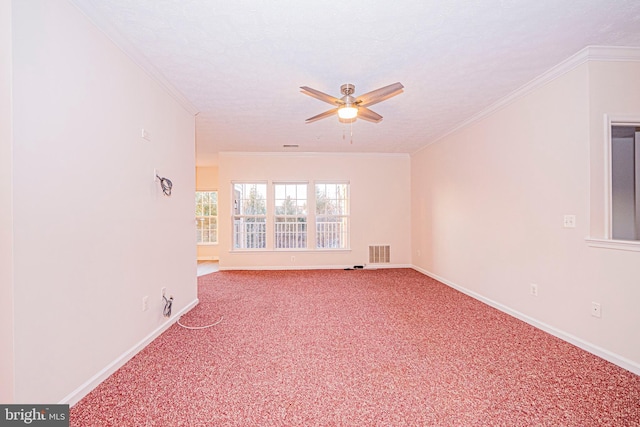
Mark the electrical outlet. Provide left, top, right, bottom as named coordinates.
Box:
left=591, top=302, right=602, bottom=318
left=530, top=283, right=538, bottom=297
left=142, top=296, right=149, bottom=312
left=161, top=287, right=166, bottom=301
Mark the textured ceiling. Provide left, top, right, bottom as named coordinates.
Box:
left=70, top=0, right=640, bottom=166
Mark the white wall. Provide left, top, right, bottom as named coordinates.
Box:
left=411, top=57, right=640, bottom=373
left=218, top=153, right=411, bottom=269
left=196, top=166, right=220, bottom=260
left=196, top=166, right=219, bottom=190
left=11, top=0, right=197, bottom=403
left=0, top=0, right=15, bottom=404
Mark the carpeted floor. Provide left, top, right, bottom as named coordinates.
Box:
left=70, top=269, right=640, bottom=426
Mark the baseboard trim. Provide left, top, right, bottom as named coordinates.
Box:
left=219, top=263, right=412, bottom=271
left=60, top=298, right=199, bottom=406
left=364, top=263, right=413, bottom=270
left=412, top=265, right=640, bottom=376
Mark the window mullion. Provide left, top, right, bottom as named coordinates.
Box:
left=266, top=183, right=274, bottom=250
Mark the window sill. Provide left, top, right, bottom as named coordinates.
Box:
left=585, top=237, right=640, bottom=252
left=230, top=249, right=351, bottom=254
left=197, top=242, right=219, bottom=246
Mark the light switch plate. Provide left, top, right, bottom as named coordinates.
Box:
left=563, top=215, right=576, bottom=228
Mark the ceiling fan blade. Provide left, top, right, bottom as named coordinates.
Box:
left=357, top=107, right=383, bottom=123
left=305, top=108, right=339, bottom=123
left=300, top=86, right=340, bottom=105
left=356, top=82, right=404, bottom=107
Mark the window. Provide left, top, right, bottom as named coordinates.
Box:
left=315, top=183, right=349, bottom=249
left=274, top=183, right=307, bottom=249
left=233, top=183, right=267, bottom=249
left=230, top=181, right=349, bottom=252
left=610, top=124, right=640, bottom=241
left=196, top=191, right=218, bottom=244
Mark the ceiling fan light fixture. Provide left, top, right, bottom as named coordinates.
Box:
left=338, top=105, right=358, bottom=119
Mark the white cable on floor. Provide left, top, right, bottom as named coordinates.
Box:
left=177, top=316, right=224, bottom=330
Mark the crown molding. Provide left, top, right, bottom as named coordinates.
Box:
left=585, top=45, right=640, bottom=62
left=415, top=46, right=640, bottom=155
left=219, top=151, right=410, bottom=159
left=69, top=0, right=199, bottom=116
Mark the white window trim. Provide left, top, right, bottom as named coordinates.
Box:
left=587, top=114, right=640, bottom=250
left=228, top=249, right=352, bottom=254
left=229, top=180, right=351, bottom=252
left=231, top=181, right=268, bottom=250
left=585, top=237, right=640, bottom=252
left=315, top=181, right=351, bottom=250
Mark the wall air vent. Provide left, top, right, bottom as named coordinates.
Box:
left=369, top=245, right=390, bottom=264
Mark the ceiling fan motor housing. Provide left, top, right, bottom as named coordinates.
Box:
left=339, top=84, right=357, bottom=107
left=340, top=83, right=355, bottom=96
left=340, top=83, right=356, bottom=95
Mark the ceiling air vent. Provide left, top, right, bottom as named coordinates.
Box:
left=369, top=245, right=390, bottom=264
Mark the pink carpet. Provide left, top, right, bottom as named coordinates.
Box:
left=71, top=269, right=640, bottom=426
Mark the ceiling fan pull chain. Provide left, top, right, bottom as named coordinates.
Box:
left=350, top=121, right=353, bottom=144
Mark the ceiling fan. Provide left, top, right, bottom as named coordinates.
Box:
left=300, top=82, right=404, bottom=124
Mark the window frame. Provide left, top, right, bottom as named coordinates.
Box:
left=195, top=190, right=218, bottom=245
left=232, top=182, right=268, bottom=250
left=229, top=180, right=351, bottom=253
left=586, top=114, right=640, bottom=252
left=315, top=181, right=350, bottom=250
left=273, top=182, right=309, bottom=250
